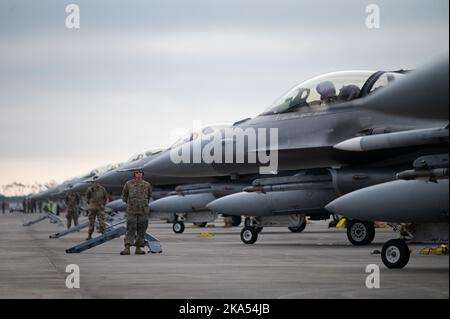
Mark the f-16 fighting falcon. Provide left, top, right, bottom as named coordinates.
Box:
left=142, top=55, right=448, bottom=263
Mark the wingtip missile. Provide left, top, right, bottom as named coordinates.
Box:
left=333, top=137, right=363, bottom=151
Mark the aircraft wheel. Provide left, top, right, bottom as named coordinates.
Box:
left=382, top=239, right=410, bottom=269
left=288, top=217, right=307, bottom=233
left=347, top=220, right=375, bottom=245
left=173, top=221, right=185, bottom=234
left=231, top=216, right=242, bottom=227
left=241, top=226, right=258, bottom=244
left=255, top=227, right=263, bottom=234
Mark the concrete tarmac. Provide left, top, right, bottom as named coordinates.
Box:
left=0, top=212, right=448, bottom=299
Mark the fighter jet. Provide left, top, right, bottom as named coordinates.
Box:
left=96, top=147, right=223, bottom=232
left=139, top=126, right=331, bottom=234
left=142, top=55, right=448, bottom=253
left=325, top=56, right=449, bottom=268
left=30, top=136, right=247, bottom=233
left=30, top=171, right=96, bottom=202
left=86, top=133, right=248, bottom=233
left=67, top=150, right=164, bottom=196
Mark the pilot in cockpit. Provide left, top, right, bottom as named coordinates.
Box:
left=316, top=81, right=337, bottom=105
left=338, top=84, right=361, bottom=102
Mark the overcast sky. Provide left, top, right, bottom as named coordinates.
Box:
left=0, top=0, right=448, bottom=186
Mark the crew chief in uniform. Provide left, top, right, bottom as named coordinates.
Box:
left=64, top=191, right=80, bottom=229
left=120, top=169, right=152, bottom=255
left=85, top=177, right=108, bottom=240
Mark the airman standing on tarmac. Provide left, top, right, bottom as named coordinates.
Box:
left=64, top=191, right=80, bottom=229
left=120, top=169, right=152, bottom=255
left=85, top=177, right=108, bottom=240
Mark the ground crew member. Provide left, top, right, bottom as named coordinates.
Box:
left=56, top=202, right=60, bottom=216
left=85, top=177, right=108, bottom=240
left=120, top=169, right=152, bottom=255
left=1, top=201, right=5, bottom=214
left=64, top=191, right=80, bottom=229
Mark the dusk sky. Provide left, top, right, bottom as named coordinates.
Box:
left=0, top=0, right=448, bottom=188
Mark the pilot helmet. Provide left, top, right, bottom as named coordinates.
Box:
left=338, top=85, right=361, bottom=101
left=316, top=81, right=336, bottom=100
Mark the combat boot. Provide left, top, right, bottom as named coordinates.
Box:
left=135, top=245, right=146, bottom=255
left=85, top=233, right=92, bottom=241
left=120, top=244, right=131, bottom=255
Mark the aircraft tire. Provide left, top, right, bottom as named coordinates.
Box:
left=347, top=220, right=375, bottom=245
left=241, top=226, right=258, bottom=244
left=382, top=239, right=410, bottom=269
left=288, top=217, right=307, bottom=233
left=173, top=221, right=185, bottom=234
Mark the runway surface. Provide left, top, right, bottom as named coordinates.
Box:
left=0, top=212, right=448, bottom=299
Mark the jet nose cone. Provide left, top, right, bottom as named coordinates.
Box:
left=325, top=199, right=347, bottom=216
left=326, top=179, right=449, bottom=223
left=143, top=151, right=219, bottom=177
left=149, top=196, right=192, bottom=212
left=325, top=186, right=384, bottom=221
left=207, top=197, right=237, bottom=216
left=70, top=182, right=90, bottom=194
left=149, top=193, right=216, bottom=213
left=207, top=192, right=271, bottom=216
left=105, top=199, right=127, bottom=212
left=95, top=171, right=115, bottom=186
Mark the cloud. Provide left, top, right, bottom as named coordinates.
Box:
left=0, top=0, right=448, bottom=185
left=1, top=26, right=448, bottom=66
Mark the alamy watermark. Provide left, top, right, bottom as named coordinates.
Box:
left=65, top=4, right=80, bottom=29
left=169, top=121, right=279, bottom=174
left=366, top=4, right=381, bottom=29
left=65, top=264, right=80, bottom=289
left=365, top=264, right=380, bottom=289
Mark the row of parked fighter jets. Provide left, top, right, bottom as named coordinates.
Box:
left=31, top=54, right=449, bottom=269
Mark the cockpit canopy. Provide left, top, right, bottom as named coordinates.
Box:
left=126, top=149, right=162, bottom=163
left=261, top=70, right=405, bottom=116
left=91, top=163, right=120, bottom=176
left=169, top=124, right=231, bottom=149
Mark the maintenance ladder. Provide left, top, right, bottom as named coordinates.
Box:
left=23, top=212, right=64, bottom=227
left=65, top=221, right=162, bottom=255
left=49, top=214, right=121, bottom=239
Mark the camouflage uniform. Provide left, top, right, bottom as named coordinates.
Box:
left=121, top=179, right=152, bottom=251
left=86, top=183, right=108, bottom=239
left=64, top=191, right=80, bottom=229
